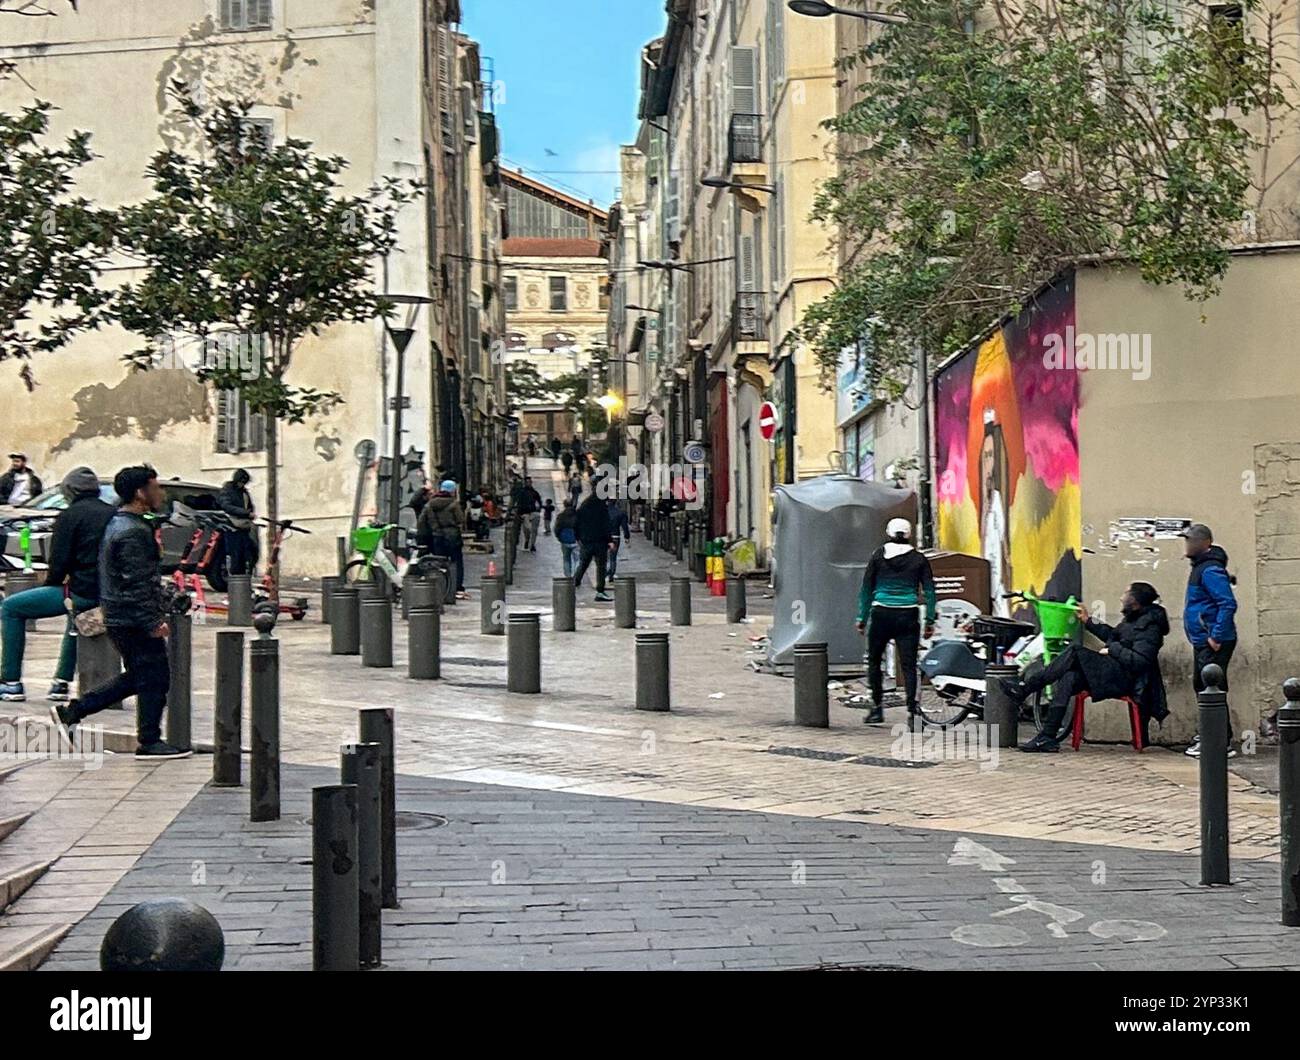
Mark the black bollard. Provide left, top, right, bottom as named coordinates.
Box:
left=226, top=573, right=253, bottom=627
left=337, top=536, right=349, bottom=578
left=983, top=662, right=1019, bottom=749
left=1278, top=678, right=1300, bottom=926
left=552, top=576, right=576, bottom=633
left=360, top=593, right=393, bottom=668
left=359, top=708, right=397, bottom=909
left=249, top=637, right=280, bottom=822
left=794, top=643, right=830, bottom=728
left=635, top=632, right=670, bottom=712
left=480, top=574, right=505, bottom=636
left=405, top=577, right=442, bottom=616
left=670, top=576, right=693, bottom=626
left=408, top=597, right=441, bottom=680
left=166, top=612, right=192, bottom=752
left=212, top=630, right=244, bottom=787
left=507, top=613, right=542, bottom=693
left=100, top=899, right=225, bottom=972
left=329, top=584, right=360, bottom=655
left=1198, top=663, right=1231, bottom=886
left=504, top=523, right=516, bottom=586
left=341, top=742, right=383, bottom=966
left=614, top=576, right=637, bottom=629
left=311, top=784, right=359, bottom=972
left=320, top=576, right=340, bottom=624
left=725, top=576, right=747, bottom=623
left=674, top=517, right=685, bottom=561
left=694, top=525, right=708, bottom=583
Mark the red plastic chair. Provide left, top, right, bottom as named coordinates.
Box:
left=1070, top=693, right=1145, bottom=752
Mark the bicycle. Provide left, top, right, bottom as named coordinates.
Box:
left=917, top=589, right=1081, bottom=737
left=343, top=523, right=450, bottom=604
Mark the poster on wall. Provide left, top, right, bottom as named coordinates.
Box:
left=933, top=276, right=1082, bottom=618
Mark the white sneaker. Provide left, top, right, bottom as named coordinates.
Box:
left=1184, top=737, right=1201, bottom=758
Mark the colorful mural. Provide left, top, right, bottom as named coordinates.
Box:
left=934, top=277, right=1081, bottom=617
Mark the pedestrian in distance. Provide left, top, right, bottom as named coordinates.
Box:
left=555, top=498, right=579, bottom=578
left=572, top=489, right=612, bottom=601
left=1181, top=523, right=1238, bottom=758
left=0, top=467, right=114, bottom=703
left=561, top=449, right=574, bottom=477
left=856, top=518, right=936, bottom=724
left=216, top=468, right=256, bottom=576
left=0, top=452, right=42, bottom=506
left=606, top=497, right=631, bottom=580
left=550, top=436, right=562, bottom=467
left=1003, top=582, right=1169, bottom=753
left=49, top=465, right=191, bottom=759
left=417, top=480, right=467, bottom=599
left=542, top=497, right=555, bottom=536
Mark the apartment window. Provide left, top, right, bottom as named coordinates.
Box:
left=549, top=276, right=567, bottom=312
left=221, top=0, right=272, bottom=32
left=215, top=389, right=268, bottom=454
left=1209, top=5, right=1246, bottom=71
left=504, top=276, right=518, bottom=312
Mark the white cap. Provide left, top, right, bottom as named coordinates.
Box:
left=886, top=517, right=912, bottom=539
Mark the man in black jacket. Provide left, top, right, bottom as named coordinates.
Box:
left=0, top=467, right=113, bottom=703
left=572, top=489, right=612, bottom=600
left=51, top=465, right=190, bottom=760
left=1004, top=581, right=1170, bottom=753
left=217, top=468, right=256, bottom=576
left=0, top=453, right=43, bottom=506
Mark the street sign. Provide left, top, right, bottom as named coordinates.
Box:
left=684, top=441, right=706, bottom=464
left=758, top=401, right=780, bottom=441
left=645, top=412, right=665, bottom=432
left=388, top=396, right=412, bottom=411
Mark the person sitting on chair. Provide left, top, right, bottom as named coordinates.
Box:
left=1003, top=581, right=1169, bottom=753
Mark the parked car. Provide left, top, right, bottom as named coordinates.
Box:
left=0, top=476, right=226, bottom=580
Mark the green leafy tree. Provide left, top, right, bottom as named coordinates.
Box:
left=113, top=89, right=420, bottom=563
left=800, top=0, right=1291, bottom=394
left=0, top=101, right=113, bottom=388
left=505, top=360, right=551, bottom=409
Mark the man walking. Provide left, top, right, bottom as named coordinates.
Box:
left=1181, top=523, right=1238, bottom=758
left=856, top=518, right=936, bottom=724
left=0, top=453, right=42, bottom=506
left=606, top=498, right=631, bottom=581
left=554, top=498, right=579, bottom=577
left=521, top=477, right=542, bottom=551
left=50, top=465, right=190, bottom=759
left=0, top=467, right=114, bottom=702
left=217, top=468, right=256, bottom=576
left=572, top=489, right=612, bottom=601
left=417, top=480, right=467, bottom=599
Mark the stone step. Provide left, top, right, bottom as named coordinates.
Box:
left=0, top=813, right=31, bottom=844
left=0, top=760, right=34, bottom=784
left=0, top=922, right=73, bottom=972
left=0, top=710, right=137, bottom=754
left=0, top=860, right=51, bottom=912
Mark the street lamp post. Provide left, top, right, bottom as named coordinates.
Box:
left=381, top=294, right=433, bottom=552
left=787, top=0, right=908, bottom=23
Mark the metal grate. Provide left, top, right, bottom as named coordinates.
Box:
left=764, top=746, right=939, bottom=769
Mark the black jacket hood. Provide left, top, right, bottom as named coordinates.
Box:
left=1190, top=544, right=1229, bottom=570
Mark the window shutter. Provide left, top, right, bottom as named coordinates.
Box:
left=215, top=389, right=230, bottom=454
left=666, top=174, right=680, bottom=244
left=438, top=28, right=452, bottom=89
left=731, top=46, right=758, bottom=114
left=740, top=234, right=755, bottom=292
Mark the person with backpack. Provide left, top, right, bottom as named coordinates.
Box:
left=1, top=467, right=114, bottom=703
left=555, top=498, right=580, bottom=577
left=1181, top=523, right=1239, bottom=758
left=417, top=480, right=467, bottom=599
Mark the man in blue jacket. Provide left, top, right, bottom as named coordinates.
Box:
left=1181, top=523, right=1238, bottom=758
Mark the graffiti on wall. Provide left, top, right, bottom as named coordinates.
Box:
left=934, top=277, right=1081, bottom=616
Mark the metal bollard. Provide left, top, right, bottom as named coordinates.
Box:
left=320, top=576, right=340, bottom=624
left=405, top=577, right=442, bottom=616
left=1278, top=678, right=1300, bottom=925
left=694, top=525, right=708, bottom=583
left=670, top=576, right=693, bottom=626
left=311, top=784, right=359, bottom=972
left=358, top=707, right=398, bottom=909
left=480, top=575, right=505, bottom=636
left=212, top=630, right=244, bottom=787
left=341, top=742, right=383, bottom=966
left=504, top=523, right=516, bottom=586
left=507, top=613, right=542, bottom=693
left=6, top=572, right=38, bottom=631
left=336, top=536, right=350, bottom=578
left=552, top=576, right=576, bottom=633
left=794, top=643, right=830, bottom=728
left=226, top=573, right=253, bottom=627
left=725, top=576, right=747, bottom=623
left=166, top=612, right=192, bottom=751
left=674, top=518, right=685, bottom=561
left=408, top=598, right=441, bottom=680
left=329, top=585, right=360, bottom=655
left=982, top=662, right=1019, bottom=749
left=614, top=577, right=637, bottom=629
left=635, top=632, right=670, bottom=712
left=360, top=593, right=393, bottom=668
left=249, top=636, right=280, bottom=822
left=1198, top=664, right=1231, bottom=886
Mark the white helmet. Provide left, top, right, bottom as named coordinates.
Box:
left=886, top=517, right=912, bottom=540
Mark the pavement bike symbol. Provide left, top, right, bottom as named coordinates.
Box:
left=947, top=836, right=1167, bottom=948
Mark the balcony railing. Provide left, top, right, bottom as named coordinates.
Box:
left=728, top=113, right=763, bottom=166
left=734, top=292, right=767, bottom=343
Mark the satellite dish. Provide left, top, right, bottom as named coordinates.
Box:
left=354, top=439, right=377, bottom=464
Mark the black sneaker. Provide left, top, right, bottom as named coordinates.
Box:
left=998, top=676, right=1032, bottom=703
left=1018, top=732, right=1060, bottom=753
left=48, top=701, right=77, bottom=745
left=135, top=741, right=193, bottom=760
left=594, top=592, right=612, bottom=602
left=864, top=704, right=885, bottom=725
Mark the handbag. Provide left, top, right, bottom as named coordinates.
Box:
left=64, top=586, right=106, bottom=638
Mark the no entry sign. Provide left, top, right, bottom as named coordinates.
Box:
left=758, top=401, right=780, bottom=441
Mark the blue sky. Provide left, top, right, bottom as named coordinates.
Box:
left=462, top=0, right=667, bottom=208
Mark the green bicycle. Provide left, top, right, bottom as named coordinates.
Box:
left=343, top=523, right=449, bottom=603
